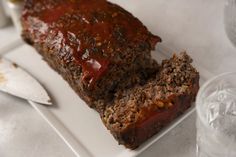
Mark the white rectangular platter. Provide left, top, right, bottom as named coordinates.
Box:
left=3, top=43, right=211, bottom=157
left=1, top=0, right=218, bottom=156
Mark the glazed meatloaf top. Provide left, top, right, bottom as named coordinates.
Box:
left=102, top=52, right=199, bottom=133
left=21, top=0, right=161, bottom=87
left=21, top=0, right=161, bottom=106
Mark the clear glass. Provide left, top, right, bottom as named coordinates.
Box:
left=196, top=72, right=236, bottom=157
left=224, top=0, right=236, bottom=47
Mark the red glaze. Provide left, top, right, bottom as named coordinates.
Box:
left=41, top=3, right=76, bottom=23
left=134, top=78, right=199, bottom=145
left=116, top=95, right=194, bottom=148
left=136, top=99, right=184, bottom=143
left=22, top=0, right=160, bottom=87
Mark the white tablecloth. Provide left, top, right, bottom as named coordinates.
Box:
left=0, top=0, right=235, bottom=157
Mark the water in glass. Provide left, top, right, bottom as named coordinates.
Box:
left=196, top=73, right=236, bottom=157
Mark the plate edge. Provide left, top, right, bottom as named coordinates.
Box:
left=28, top=101, right=94, bottom=157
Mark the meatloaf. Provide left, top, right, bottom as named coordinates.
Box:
left=21, top=0, right=161, bottom=110
left=101, top=52, right=199, bottom=149
left=21, top=0, right=199, bottom=150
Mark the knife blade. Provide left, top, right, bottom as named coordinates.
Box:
left=0, top=58, right=52, bottom=105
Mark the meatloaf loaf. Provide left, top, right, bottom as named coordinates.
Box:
left=21, top=0, right=199, bottom=150
left=21, top=0, right=161, bottom=110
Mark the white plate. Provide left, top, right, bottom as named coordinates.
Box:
left=1, top=1, right=216, bottom=156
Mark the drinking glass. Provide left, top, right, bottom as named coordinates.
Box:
left=196, top=72, right=236, bottom=157
left=224, top=0, right=236, bottom=47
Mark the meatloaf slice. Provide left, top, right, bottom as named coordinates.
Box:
left=101, top=52, right=199, bottom=149
left=21, top=0, right=161, bottom=110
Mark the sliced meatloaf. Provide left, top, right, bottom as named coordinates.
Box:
left=101, top=52, right=199, bottom=149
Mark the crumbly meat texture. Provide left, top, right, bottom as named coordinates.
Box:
left=101, top=52, right=199, bottom=149
left=21, top=0, right=161, bottom=110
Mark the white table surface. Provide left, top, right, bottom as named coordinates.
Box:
left=0, top=0, right=236, bottom=157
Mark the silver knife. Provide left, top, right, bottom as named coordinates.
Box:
left=0, top=58, right=52, bottom=105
